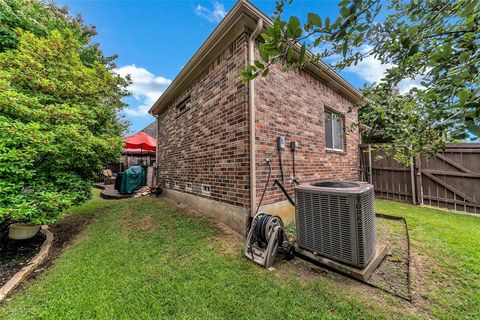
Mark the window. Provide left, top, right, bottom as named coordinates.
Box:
left=325, top=110, right=344, bottom=151
left=201, top=184, right=211, bottom=195
left=175, top=96, right=191, bottom=117
left=174, top=181, right=180, bottom=189
left=165, top=181, right=170, bottom=188
left=186, top=182, right=193, bottom=191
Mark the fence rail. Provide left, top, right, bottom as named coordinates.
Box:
left=360, top=144, right=480, bottom=215
left=91, top=163, right=124, bottom=183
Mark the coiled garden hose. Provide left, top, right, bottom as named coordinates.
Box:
left=254, top=214, right=284, bottom=248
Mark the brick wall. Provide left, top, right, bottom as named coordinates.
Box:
left=255, top=57, right=361, bottom=206
left=157, top=32, right=361, bottom=216
left=157, top=33, right=250, bottom=208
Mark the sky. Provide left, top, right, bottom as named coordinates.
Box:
left=57, top=0, right=421, bottom=134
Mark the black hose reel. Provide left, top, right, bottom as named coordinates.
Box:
left=244, top=213, right=294, bottom=268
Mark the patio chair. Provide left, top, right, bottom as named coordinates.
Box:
left=102, top=169, right=116, bottom=185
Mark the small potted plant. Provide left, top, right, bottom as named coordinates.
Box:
left=8, top=222, right=41, bottom=240
left=150, top=184, right=163, bottom=197
left=4, top=179, right=90, bottom=240
left=6, top=190, right=67, bottom=240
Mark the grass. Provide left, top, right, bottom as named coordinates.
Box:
left=375, top=200, right=480, bottom=319
left=0, top=193, right=479, bottom=319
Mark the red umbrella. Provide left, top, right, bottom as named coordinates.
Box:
left=124, top=132, right=156, bottom=152
left=123, top=148, right=155, bottom=155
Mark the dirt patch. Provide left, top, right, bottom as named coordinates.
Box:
left=368, top=217, right=410, bottom=298
left=279, top=217, right=434, bottom=318
left=122, top=210, right=157, bottom=233
left=159, top=197, right=245, bottom=256
left=34, top=214, right=94, bottom=272
left=408, top=250, right=439, bottom=315
left=211, top=223, right=244, bottom=257
left=274, top=255, right=330, bottom=282
left=268, top=221, right=426, bottom=318
left=0, top=233, right=46, bottom=287
left=265, top=246, right=426, bottom=318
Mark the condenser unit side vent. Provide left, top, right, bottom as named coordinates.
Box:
left=357, top=190, right=376, bottom=266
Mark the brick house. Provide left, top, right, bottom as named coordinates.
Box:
left=149, top=0, right=362, bottom=234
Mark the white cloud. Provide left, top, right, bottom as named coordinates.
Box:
left=344, top=55, right=393, bottom=84
left=344, top=54, right=424, bottom=93
left=326, top=45, right=424, bottom=93
left=397, top=75, right=424, bottom=93
left=114, top=64, right=172, bottom=116
left=195, top=1, right=226, bottom=23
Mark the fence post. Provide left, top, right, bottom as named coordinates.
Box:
left=410, top=157, right=416, bottom=205
left=415, top=155, right=424, bottom=205
left=368, top=144, right=373, bottom=184
left=359, top=145, right=365, bottom=181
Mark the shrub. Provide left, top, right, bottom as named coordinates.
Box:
left=0, top=29, right=128, bottom=225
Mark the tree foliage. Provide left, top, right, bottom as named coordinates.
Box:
left=0, top=0, right=106, bottom=66
left=0, top=0, right=130, bottom=225
left=242, top=0, right=479, bottom=157
left=359, top=85, right=453, bottom=163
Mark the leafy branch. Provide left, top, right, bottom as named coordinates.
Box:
left=241, top=0, right=480, bottom=158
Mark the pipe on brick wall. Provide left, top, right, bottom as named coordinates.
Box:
left=154, top=114, right=159, bottom=184
left=248, top=19, right=263, bottom=219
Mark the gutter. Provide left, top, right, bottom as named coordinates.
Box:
left=248, top=19, right=263, bottom=218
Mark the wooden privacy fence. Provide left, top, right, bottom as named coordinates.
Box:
left=359, top=144, right=480, bottom=214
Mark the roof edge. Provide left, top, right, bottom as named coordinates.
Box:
left=149, top=0, right=362, bottom=115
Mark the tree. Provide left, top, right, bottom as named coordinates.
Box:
left=1, top=0, right=100, bottom=62
left=0, top=1, right=130, bottom=226
left=0, top=0, right=129, bottom=132
left=359, top=85, right=453, bottom=163
left=242, top=0, right=479, bottom=157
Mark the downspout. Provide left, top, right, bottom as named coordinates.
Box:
left=248, top=19, right=263, bottom=220
left=154, top=114, right=159, bottom=186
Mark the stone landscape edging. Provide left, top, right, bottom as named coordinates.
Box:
left=0, top=225, right=53, bottom=303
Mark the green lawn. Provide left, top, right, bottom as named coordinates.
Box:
left=375, top=200, right=480, bottom=319
left=0, top=193, right=479, bottom=319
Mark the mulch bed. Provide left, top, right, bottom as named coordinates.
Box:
left=0, top=233, right=45, bottom=288
left=0, top=214, right=94, bottom=290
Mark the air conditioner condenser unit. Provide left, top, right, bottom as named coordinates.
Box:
left=295, top=181, right=376, bottom=268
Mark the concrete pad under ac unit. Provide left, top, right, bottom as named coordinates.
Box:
left=296, top=244, right=388, bottom=282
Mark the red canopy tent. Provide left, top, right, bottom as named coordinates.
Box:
left=123, top=148, right=155, bottom=155
left=123, top=132, right=156, bottom=167
left=124, top=132, right=156, bottom=153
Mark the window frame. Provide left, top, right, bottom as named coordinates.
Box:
left=324, top=108, right=345, bottom=152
